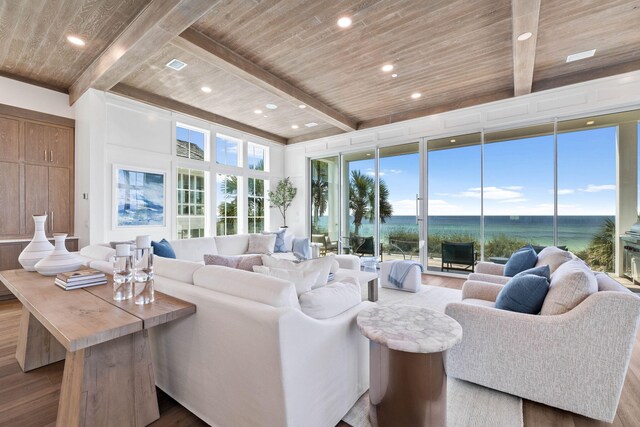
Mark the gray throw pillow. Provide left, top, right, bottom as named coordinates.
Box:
left=247, top=234, right=277, bottom=254
left=204, top=254, right=263, bottom=272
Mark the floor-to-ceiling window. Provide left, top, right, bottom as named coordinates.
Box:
left=342, top=150, right=377, bottom=257
left=311, top=156, right=340, bottom=253
left=426, top=133, right=481, bottom=272
left=483, top=124, right=555, bottom=258
left=177, top=168, right=207, bottom=239
left=216, top=173, right=238, bottom=235
left=247, top=177, right=265, bottom=233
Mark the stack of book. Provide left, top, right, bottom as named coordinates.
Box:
left=55, top=268, right=107, bottom=290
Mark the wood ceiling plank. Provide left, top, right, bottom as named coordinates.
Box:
left=110, top=83, right=287, bottom=145
left=173, top=28, right=358, bottom=132
left=287, top=128, right=346, bottom=145
left=533, top=58, right=640, bottom=93
left=511, top=0, right=541, bottom=96
left=68, top=0, right=220, bottom=105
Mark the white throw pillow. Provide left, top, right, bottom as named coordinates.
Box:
left=299, top=277, right=361, bottom=319
left=282, top=228, right=295, bottom=252
left=79, top=245, right=116, bottom=261
left=253, top=265, right=319, bottom=295
left=261, top=254, right=335, bottom=288
left=540, top=259, right=597, bottom=315
left=535, top=246, right=573, bottom=273
left=247, top=234, right=277, bottom=254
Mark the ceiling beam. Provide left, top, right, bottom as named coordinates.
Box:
left=68, top=0, right=219, bottom=105
left=110, top=84, right=287, bottom=144
left=287, top=128, right=346, bottom=145
left=533, top=59, right=640, bottom=93
left=173, top=28, right=358, bottom=132
left=511, top=0, right=541, bottom=96
left=0, top=71, right=68, bottom=94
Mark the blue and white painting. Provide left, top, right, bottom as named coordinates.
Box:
left=116, top=168, right=165, bottom=227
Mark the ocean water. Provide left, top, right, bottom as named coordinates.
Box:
left=315, top=215, right=613, bottom=252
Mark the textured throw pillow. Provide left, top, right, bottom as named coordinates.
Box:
left=495, top=274, right=550, bottom=314
left=535, top=246, right=573, bottom=273
left=504, top=245, right=538, bottom=277
left=246, top=234, right=277, bottom=254
left=282, top=228, right=295, bottom=252
left=292, top=237, right=311, bottom=260
left=514, top=264, right=550, bottom=281
left=151, top=239, right=176, bottom=259
left=298, top=277, right=361, bottom=319
left=261, top=254, right=335, bottom=287
left=204, top=254, right=263, bottom=271
left=540, top=259, right=597, bottom=315
left=252, top=265, right=320, bottom=295
left=262, top=229, right=287, bottom=253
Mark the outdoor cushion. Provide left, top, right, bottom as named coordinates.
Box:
left=152, top=239, right=176, bottom=259
left=504, top=245, right=537, bottom=277
left=495, top=273, right=550, bottom=314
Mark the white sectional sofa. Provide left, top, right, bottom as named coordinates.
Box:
left=77, top=234, right=379, bottom=427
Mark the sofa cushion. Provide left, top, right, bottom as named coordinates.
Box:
left=262, top=229, right=287, bottom=253
left=535, top=246, right=573, bottom=273
left=247, top=233, right=276, bottom=254
left=193, top=265, right=300, bottom=309
left=253, top=265, right=320, bottom=296
left=154, top=256, right=202, bottom=284
left=169, top=237, right=218, bottom=261
left=80, top=245, right=116, bottom=261
left=215, top=234, right=249, bottom=255
left=261, top=254, right=335, bottom=288
left=540, top=259, right=597, bottom=315
left=298, top=277, right=361, bottom=319
left=514, top=264, right=550, bottom=280
left=292, top=237, right=311, bottom=259
left=152, top=239, right=176, bottom=259
left=495, top=273, right=550, bottom=314
left=504, top=245, right=538, bottom=277
left=204, top=254, right=262, bottom=271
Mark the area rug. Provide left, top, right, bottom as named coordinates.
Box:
left=342, top=377, right=523, bottom=427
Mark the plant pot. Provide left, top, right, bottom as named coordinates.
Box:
left=34, top=233, right=83, bottom=276
left=18, top=215, right=54, bottom=271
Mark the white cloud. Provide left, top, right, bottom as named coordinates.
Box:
left=458, top=186, right=524, bottom=201
left=427, top=199, right=465, bottom=215
left=382, top=169, right=403, bottom=175
left=503, top=186, right=524, bottom=191
left=498, top=198, right=528, bottom=203
left=556, top=189, right=575, bottom=195
left=582, top=184, right=615, bottom=193
left=390, top=199, right=418, bottom=215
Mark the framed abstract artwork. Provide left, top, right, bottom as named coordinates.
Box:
left=113, top=165, right=166, bottom=227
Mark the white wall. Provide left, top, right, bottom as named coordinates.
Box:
left=0, top=76, right=74, bottom=118
left=75, top=89, right=285, bottom=246
left=285, top=71, right=640, bottom=238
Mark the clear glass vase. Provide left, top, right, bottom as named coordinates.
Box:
left=133, top=246, right=154, bottom=305
left=112, top=253, right=133, bottom=301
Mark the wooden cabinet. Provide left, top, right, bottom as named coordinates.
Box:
left=24, top=165, right=72, bottom=235
left=0, top=162, right=21, bottom=236
left=49, top=167, right=71, bottom=234
left=24, top=121, right=72, bottom=167
left=0, top=117, right=20, bottom=161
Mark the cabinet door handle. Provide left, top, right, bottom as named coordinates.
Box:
left=50, top=150, right=53, bottom=163
left=44, top=150, right=47, bottom=161
left=51, top=211, right=54, bottom=231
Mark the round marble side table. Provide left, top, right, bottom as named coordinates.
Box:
left=356, top=305, right=462, bottom=427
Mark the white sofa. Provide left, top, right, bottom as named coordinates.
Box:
left=77, top=234, right=378, bottom=427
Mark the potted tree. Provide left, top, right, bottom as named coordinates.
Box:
left=268, top=177, right=297, bottom=227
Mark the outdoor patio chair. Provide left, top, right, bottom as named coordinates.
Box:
left=441, top=241, right=475, bottom=272
left=352, top=236, right=383, bottom=261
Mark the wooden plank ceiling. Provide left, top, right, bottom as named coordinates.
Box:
left=1, top=0, right=640, bottom=144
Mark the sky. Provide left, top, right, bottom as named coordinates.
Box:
left=350, top=125, right=621, bottom=216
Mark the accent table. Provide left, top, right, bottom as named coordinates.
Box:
left=357, top=305, right=462, bottom=427
left=0, top=269, right=196, bottom=427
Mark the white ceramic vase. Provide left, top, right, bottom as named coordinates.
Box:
left=34, top=233, right=82, bottom=276
left=18, top=215, right=54, bottom=271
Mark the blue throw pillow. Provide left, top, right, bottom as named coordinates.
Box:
left=495, top=273, right=550, bottom=314
left=263, top=229, right=287, bottom=253
left=504, top=245, right=537, bottom=277
left=151, top=239, right=176, bottom=259
left=514, top=264, right=550, bottom=281
left=292, top=237, right=311, bottom=260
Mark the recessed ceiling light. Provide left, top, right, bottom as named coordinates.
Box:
left=450, top=139, right=456, bottom=143
left=66, top=35, right=85, bottom=46
left=298, top=104, right=306, bottom=109
left=291, top=125, right=299, bottom=129
left=166, top=58, right=187, bottom=71
left=517, top=32, right=532, bottom=41
left=263, top=115, right=268, bottom=118
left=586, top=120, right=595, bottom=125
left=566, top=49, right=596, bottom=63
left=305, top=122, right=318, bottom=128
left=381, top=64, right=394, bottom=72
left=391, top=73, right=398, bottom=78
left=201, top=86, right=212, bottom=93
left=337, top=16, right=352, bottom=28
left=265, top=104, right=278, bottom=110
left=411, top=92, right=421, bottom=99
left=366, top=153, right=372, bottom=156
left=254, top=109, right=262, bottom=114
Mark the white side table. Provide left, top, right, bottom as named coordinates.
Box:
left=357, top=305, right=462, bottom=427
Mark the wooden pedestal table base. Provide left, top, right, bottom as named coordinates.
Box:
left=357, top=305, right=462, bottom=427
left=0, top=269, right=195, bottom=427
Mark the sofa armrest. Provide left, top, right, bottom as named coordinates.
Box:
left=445, top=291, right=640, bottom=422
left=335, top=254, right=360, bottom=270
left=461, top=280, right=503, bottom=302
left=467, top=272, right=510, bottom=285
left=474, top=261, right=505, bottom=276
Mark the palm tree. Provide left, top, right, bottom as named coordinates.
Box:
left=311, top=161, right=329, bottom=232
left=217, top=175, right=237, bottom=234
left=582, top=218, right=615, bottom=271
left=349, top=170, right=393, bottom=236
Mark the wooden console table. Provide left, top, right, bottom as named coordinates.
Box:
left=0, top=269, right=196, bottom=426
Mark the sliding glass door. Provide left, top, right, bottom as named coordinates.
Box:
left=310, top=156, right=340, bottom=254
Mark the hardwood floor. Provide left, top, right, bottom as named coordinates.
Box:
left=0, top=275, right=638, bottom=426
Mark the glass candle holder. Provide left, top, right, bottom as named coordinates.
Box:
left=112, top=244, right=133, bottom=301
left=134, top=245, right=155, bottom=305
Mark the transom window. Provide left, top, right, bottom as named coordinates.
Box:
left=176, top=124, right=208, bottom=161
left=248, top=142, right=267, bottom=171
left=217, top=173, right=238, bottom=235
left=248, top=178, right=265, bottom=233
left=177, top=168, right=206, bottom=239
left=216, top=134, right=241, bottom=167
